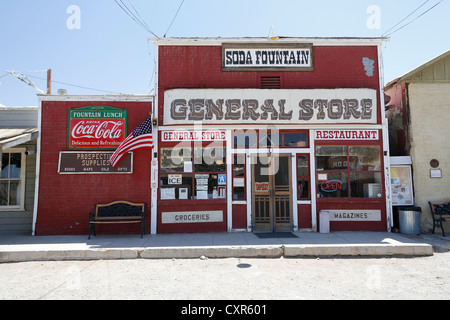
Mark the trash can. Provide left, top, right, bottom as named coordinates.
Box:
left=398, top=207, right=421, bottom=235
left=320, top=210, right=330, bottom=234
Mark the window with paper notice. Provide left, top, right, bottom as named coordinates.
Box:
left=390, top=165, right=413, bottom=206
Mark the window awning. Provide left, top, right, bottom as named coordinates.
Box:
left=0, top=128, right=38, bottom=151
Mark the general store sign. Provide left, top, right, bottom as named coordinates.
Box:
left=162, top=130, right=226, bottom=142
left=222, top=43, right=312, bottom=71
left=68, top=106, right=127, bottom=150
left=164, top=89, right=377, bottom=125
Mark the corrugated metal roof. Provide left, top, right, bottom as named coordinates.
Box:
left=0, top=128, right=38, bottom=151
left=0, top=128, right=36, bottom=140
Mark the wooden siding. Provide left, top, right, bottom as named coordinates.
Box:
left=0, top=107, right=38, bottom=128
left=0, top=141, right=36, bottom=235
left=403, top=51, right=450, bottom=82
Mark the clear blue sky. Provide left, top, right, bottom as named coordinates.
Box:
left=0, top=0, right=448, bottom=106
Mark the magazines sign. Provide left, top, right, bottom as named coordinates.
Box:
left=68, top=106, right=127, bottom=150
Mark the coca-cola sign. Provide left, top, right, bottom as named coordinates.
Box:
left=68, top=106, right=127, bottom=150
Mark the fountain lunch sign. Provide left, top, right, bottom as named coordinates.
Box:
left=68, top=106, right=127, bottom=150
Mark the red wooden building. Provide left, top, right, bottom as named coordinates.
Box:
left=32, top=37, right=391, bottom=236
left=151, top=37, right=391, bottom=235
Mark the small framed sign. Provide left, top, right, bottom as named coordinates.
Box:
left=430, top=169, right=442, bottom=178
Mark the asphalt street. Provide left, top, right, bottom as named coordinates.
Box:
left=1, top=251, right=449, bottom=300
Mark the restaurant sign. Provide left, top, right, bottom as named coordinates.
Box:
left=164, top=89, right=377, bottom=125
left=315, top=130, right=379, bottom=140
left=68, top=106, right=127, bottom=150
left=58, top=151, right=133, bottom=174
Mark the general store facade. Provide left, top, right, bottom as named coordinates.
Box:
left=31, top=37, right=392, bottom=236
left=152, top=37, right=392, bottom=235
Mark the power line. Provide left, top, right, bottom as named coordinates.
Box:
left=381, top=0, right=431, bottom=36
left=114, top=0, right=158, bottom=37
left=382, top=0, right=445, bottom=37
left=24, top=74, right=123, bottom=94
left=164, top=0, right=185, bottom=37
left=126, top=0, right=153, bottom=33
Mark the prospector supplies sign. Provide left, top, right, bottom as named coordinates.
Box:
left=68, top=106, right=127, bottom=150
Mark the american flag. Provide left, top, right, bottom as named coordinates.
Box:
left=109, top=116, right=154, bottom=168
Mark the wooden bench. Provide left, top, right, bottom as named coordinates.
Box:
left=428, top=200, right=450, bottom=237
left=88, top=201, right=145, bottom=239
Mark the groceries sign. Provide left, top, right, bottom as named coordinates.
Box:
left=68, top=106, right=127, bottom=150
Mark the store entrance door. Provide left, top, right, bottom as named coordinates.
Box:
left=252, top=154, right=292, bottom=232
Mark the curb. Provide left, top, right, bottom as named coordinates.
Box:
left=283, top=244, right=434, bottom=257
left=0, top=243, right=433, bottom=263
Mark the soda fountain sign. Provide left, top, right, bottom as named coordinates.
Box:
left=68, top=106, right=127, bottom=150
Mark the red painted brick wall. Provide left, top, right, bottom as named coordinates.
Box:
left=156, top=43, right=386, bottom=233
left=35, top=100, right=152, bottom=235
left=157, top=45, right=381, bottom=125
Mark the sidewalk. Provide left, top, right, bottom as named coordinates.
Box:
left=1, top=231, right=444, bottom=263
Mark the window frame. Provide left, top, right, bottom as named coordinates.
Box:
left=0, top=148, right=26, bottom=211
left=233, top=129, right=309, bottom=149
left=158, top=135, right=227, bottom=202
left=315, top=140, right=384, bottom=201
left=296, top=154, right=311, bottom=200
left=232, top=154, right=246, bottom=201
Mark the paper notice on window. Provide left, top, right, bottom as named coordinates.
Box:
left=184, top=161, right=192, bottom=172
left=197, top=190, right=208, bottom=200
left=161, top=188, right=176, bottom=200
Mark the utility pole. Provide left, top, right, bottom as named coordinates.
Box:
left=47, top=69, right=52, bottom=94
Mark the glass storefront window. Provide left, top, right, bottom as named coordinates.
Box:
left=349, top=146, right=381, bottom=171
left=233, top=130, right=308, bottom=149
left=350, top=172, right=382, bottom=198
left=160, top=175, right=193, bottom=200
left=1, top=152, right=23, bottom=207
left=285, top=133, right=308, bottom=148
left=316, top=145, right=382, bottom=199
left=317, top=172, right=349, bottom=198
left=316, top=146, right=348, bottom=171
left=259, top=132, right=281, bottom=148
left=194, top=147, right=226, bottom=173
left=194, top=173, right=227, bottom=200
left=159, top=139, right=227, bottom=200
left=297, top=155, right=310, bottom=199
left=233, top=155, right=246, bottom=200
left=234, top=132, right=257, bottom=148
left=160, top=147, right=192, bottom=173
